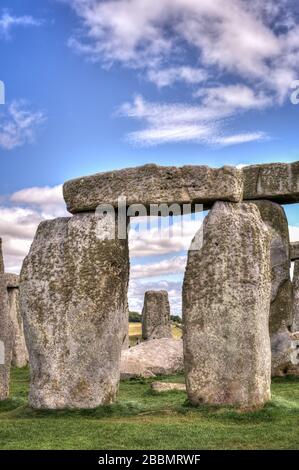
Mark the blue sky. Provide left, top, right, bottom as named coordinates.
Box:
left=0, top=0, right=299, bottom=313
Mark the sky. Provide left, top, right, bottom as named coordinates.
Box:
left=0, top=0, right=299, bottom=315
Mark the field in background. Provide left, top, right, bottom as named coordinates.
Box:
left=129, top=322, right=182, bottom=346
left=0, top=368, right=298, bottom=450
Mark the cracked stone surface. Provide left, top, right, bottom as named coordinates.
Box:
left=183, top=202, right=272, bottom=408
left=20, top=213, right=129, bottom=409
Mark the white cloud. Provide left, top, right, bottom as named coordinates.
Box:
left=0, top=10, right=41, bottom=38
left=67, top=0, right=299, bottom=97
left=0, top=185, right=68, bottom=274
left=129, top=279, right=182, bottom=314
left=147, top=66, right=208, bottom=88
left=0, top=101, right=46, bottom=150
left=65, top=0, right=299, bottom=145
left=131, top=255, right=187, bottom=279
left=289, top=225, right=299, bottom=242
left=119, top=94, right=268, bottom=146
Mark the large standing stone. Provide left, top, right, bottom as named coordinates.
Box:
left=142, top=290, right=172, bottom=341
left=251, top=201, right=293, bottom=376
left=290, top=242, right=299, bottom=261
left=183, top=202, right=272, bottom=408
left=5, top=274, right=28, bottom=368
left=0, top=239, right=13, bottom=400
left=20, top=213, right=129, bottom=409
left=292, top=260, right=299, bottom=332
left=63, top=164, right=243, bottom=213
left=243, top=161, right=299, bottom=204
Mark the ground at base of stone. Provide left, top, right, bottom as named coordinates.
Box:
left=0, top=367, right=298, bottom=450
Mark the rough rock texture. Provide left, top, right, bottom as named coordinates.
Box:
left=5, top=274, right=28, bottom=368
left=251, top=201, right=293, bottom=376
left=0, top=240, right=13, bottom=400
left=120, top=338, right=183, bottom=379
left=271, top=329, right=299, bottom=376
left=292, top=260, right=299, bottom=332
left=243, top=161, right=299, bottom=204
left=20, top=213, right=129, bottom=409
left=142, top=290, right=172, bottom=341
left=151, top=382, right=186, bottom=393
left=291, top=242, right=299, bottom=261
left=63, top=164, right=243, bottom=213
left=183, top=202, right=272, bottom=408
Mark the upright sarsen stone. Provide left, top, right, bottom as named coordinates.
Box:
left=0, top=239, right=13, bottom=400
left=142, top=291, right=172, bottom=341
left=293, top=260, right=299, bottom=332
left=251, top=201, right=293, bottom=376
left=20, top=213, right=129, bottom=409
left=5, top=274, right=28, bottom=368
left=183, top=202, right=272, bottom=408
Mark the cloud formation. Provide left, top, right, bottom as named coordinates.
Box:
left=66, top=0, right=299, bottom=145
left=0, top=101, right=46, bottom=150
left=0, top=9, right=41, bottom=38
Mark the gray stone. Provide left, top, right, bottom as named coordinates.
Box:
left=120, top=338, right=183, bottom=379
left=0, top=239, right=13, bottom=400
left=243, top=161, right=299, bottom=204
left=183, top=202, right=272, bottom=408
left=151, top=382, right=186, bottom=393
left=20, top=213, right=129, bottom=409
left=63, top=164, right=243, bottom=213
left=251, top=201, right=293, bottom=376
left=142, top=290, right=172, bottom=341
left=270, top=329, right=299, bottom=376
left=5, top=274, right=28, bottom=368
left=292, top=260, right=299, bottom=332
left=290, top=242, right=299, bottom=261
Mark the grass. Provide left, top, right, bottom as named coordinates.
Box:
left=129, top=322, right=182, bottom=346
left=0, top=368, right=298, bottom=450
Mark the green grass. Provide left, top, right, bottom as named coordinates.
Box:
left=0, top=368, right=299, bottom=450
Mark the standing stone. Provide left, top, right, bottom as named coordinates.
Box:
left=183, top=202, right=272, bottom=408
left=292, top=260, right=299, bottom=332
left=20, top=213, right=129, bottom=409
left=290, top=242, right=299, bottom=261
left=5, top=274, right=28, bottom=368
left=0, top=239, right=13, bottom=400
left=142, top=291, right=172, bottom=341
left=251, top=201, right=293, bottom=376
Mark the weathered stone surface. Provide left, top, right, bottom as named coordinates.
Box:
left=0, top=240, right=13, bottom=400
left=271, top=329, right=299, bottom=376
left=291, top=242, right=299, bottom=261
left=120, top=338, right=183, bottom=379
left=63, top=164, right=243, bottom=213
left=5, top=274, right=28, bottom=368
left=151, top=382, right=186, bottom=393
left=251, top=201, right=293, bottom=376
left=142, top=290, right=172, bottom=341
left=183, top=202, right=272, bottom=408
left=243, top=161, right=299, bottom=204
left=292, top=260, right=299, bottom=332
left=20, top=213, right=129, bottom=409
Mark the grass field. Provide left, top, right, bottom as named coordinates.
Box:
left=0, top=367, right=298, bottom=450
left=129, top=322, right=182, bottom=346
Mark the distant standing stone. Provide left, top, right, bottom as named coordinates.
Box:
left=183, top=202, right=272, bottom=409
left=142, top=290, right=172, bottom=341
left=5, top=274, right=28, bottom=368
left=20, top=213, right=129, bottom=409
left=0, top=239, right=13, bottom=400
